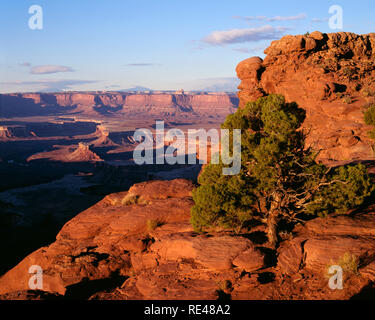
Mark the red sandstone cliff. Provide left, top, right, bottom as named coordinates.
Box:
left=0, top=92, right=238, bottom=118
left=236, top=31, right=375, bottom=161
left=27, top=142, right=103, bottom=163
left=1, top=178, right=375, bottom=300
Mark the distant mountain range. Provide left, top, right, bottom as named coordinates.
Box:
left=120, top=86, right=152, bottom=92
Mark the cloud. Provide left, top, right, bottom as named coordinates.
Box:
left=104, top=85, right=121, bottom=89
left=202, top=25, right=288, bottom=45
left=233, top=46, right=266, bottom=53
left=1, top=79, right=97, bottom=92
left=121, top=86, right=152, bottom=92
left=234, top=13, right=307, bottom=22
left=30, top=65, right=74, bottom=74
left=124, top=63, right=161, bottom=67
left=19, top=62, right=31, bottom=67
left=311, top=18, right=329, bottom=23
left=184, top=77, right=240, bottom=92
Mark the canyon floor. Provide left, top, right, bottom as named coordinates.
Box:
left=1, top=110, right=375, bottom=300
left=0, top=96, right=226, bottom=277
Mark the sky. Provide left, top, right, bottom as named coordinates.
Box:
left=0, top=0, right=374, bottom=93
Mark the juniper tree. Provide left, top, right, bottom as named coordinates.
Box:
left=191, top=95, right=374, bottom=247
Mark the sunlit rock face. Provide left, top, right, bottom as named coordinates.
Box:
left=0, top=92, right=239, bottom=118
left=236, top=32, right=375, bottom=162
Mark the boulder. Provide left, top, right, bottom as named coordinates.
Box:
left=232, top=247, right=266, bottom=272
left=151, top=233, right=253, bottom=271
left=278, top=214, right=375, bottom=277
left=0, top=179, right=194, bottom=295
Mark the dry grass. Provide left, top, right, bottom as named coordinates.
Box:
left=338, top=253, right=360, bottom=275
left=325, top=253, right=360, bottom=278
left=279, top=231, right=293, bottom=241
left=342, top=66, right=356, bottom=79
left=362, top=87, right=375, bottom=97
left=121, top=193, right=150, bottom=206
left=216, top=280, right=232, bottom=292
left=146, top=219, right=164, bottom=231
left=362, top=101, right=375, bottom=111
left=342, top=96, right=353, bottom=104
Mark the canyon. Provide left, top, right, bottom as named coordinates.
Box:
left=0, top=92, right=239, bottom=118
left=1, top=31, right=375, bottom=300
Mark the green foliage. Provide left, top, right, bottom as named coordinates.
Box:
left=306, top=163, right=373, bottom=216
left=364, top=105, right=375, bottom=139
left=191, top=94, right=374, bottom=243
left=191, top=164, right=255, bottom=232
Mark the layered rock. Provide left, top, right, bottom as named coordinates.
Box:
left=0, top=179, right=267, bottom=299
left=2, top=178, right=375, bottom=300
left=277, top=210, right=375, bottom=276
left=0, top=126, right=16, bottom=140
left=27, top=142, right=103, bottom=162
left=89, top=125, right=119, bottom=148
left=0, top=92, right=238, bottom=118
left=3, top=32, right=375, bottom=300
left=0, top=125, right=36, bottom=140
left=236, top=32, right=375, bottom=161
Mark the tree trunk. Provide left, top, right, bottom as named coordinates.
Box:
left=267, top=209, right=278, bottom=248
left=267, top=194, right=281, bottom=248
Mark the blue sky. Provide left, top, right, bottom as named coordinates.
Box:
left=0, top=0, right=374, bottom=93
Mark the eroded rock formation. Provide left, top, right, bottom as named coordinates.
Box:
left=237, top=31, right=375, bottom=161
left=1, top=178, right=375, bottom=300
left=0, top=92, right=238, bottom=118
left=27, top=142, right=103, bottom=163
left=2, top=32, right=375, bottom=300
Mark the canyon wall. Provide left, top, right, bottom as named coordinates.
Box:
left=0, top=92, right=238, bottom=118
left=236, top=31, right=375, bottom=162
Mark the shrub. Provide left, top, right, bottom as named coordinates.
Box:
left=146, top=219, right=164, bottom=231
left=279, top=231, right=293, bottom=241
left=326, top=253, right=360, bottom=278
left=335, top=92, right=344, bottom=99
left=362, top=87, right=375, bottom=97
left=364, top=105, right=375, bottom=139
left=338, top=253, right=360, bottom=275
left=215, top=280, right=232, bottom=300
left=216, top=280, right=232, bottom=292
left=342, top=96, right=353, bottom=104
left=191, top=95, right=374, bottom=247
left=121, top=193, right=150, bottom=206
left=342, top=67, right=356, bottom=79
